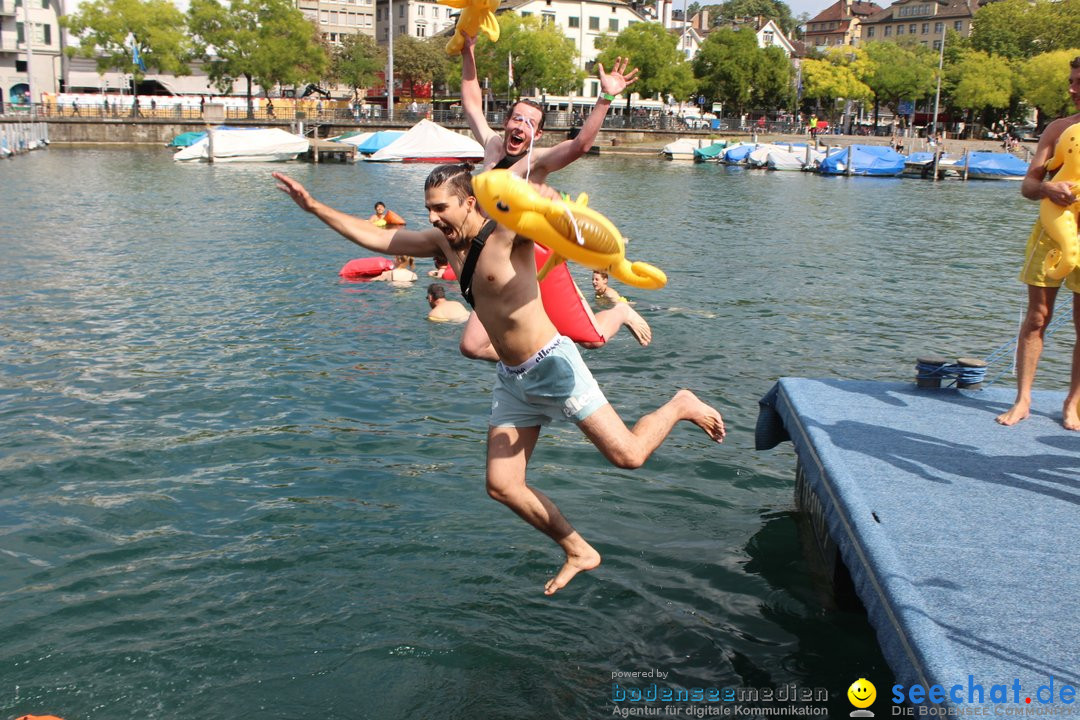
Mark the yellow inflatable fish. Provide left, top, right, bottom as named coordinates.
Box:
left=472, top=169, right=667, bottom=290
left=438, top=0, right=500, bottom=56
left=1040, top=121, right=1080, bottom=280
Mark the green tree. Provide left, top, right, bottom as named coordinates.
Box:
left=862, top=41, right=937, bottom=123
left=332, top=32, right=385, bottom=102
left=692, top=27, right=791, bottom=115
left=393, top=34, right=450, bottom=99
left=1017, top=49, right=1080, bottom=122
left=710, top=0, right=798, bottom=37
left=800, top=48, right=872, bottom=123
left=595, top=22, right=696, bottom=107
left=969, top=0, right=1080, bottom=60
left=472, top=14, right=583, bottom=98
left=62, top=0, right=191, bottom=83
left=188, top=0, right=328, bottom=118
left=945, top=49, right=1013, bottom=125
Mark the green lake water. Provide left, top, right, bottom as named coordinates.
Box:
left=0, top=147, right=1061, bottom=719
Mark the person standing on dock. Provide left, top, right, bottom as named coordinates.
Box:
left=273, top=165, right=725, bottom=595
left=997, top=56, right=1080, bottom=430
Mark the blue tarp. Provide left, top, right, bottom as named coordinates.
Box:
left=818, top=144, right=905, bottom=176
left=167, top=126, right=251, bottom=148
left=722, top=144, right=754, bottom=164
left=355, top=130, right=405, bottom=155
left=757, top=378, right=1080, bottom=712
left=964, top=151, right=1028, bottom=178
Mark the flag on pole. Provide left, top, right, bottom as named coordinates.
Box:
left=507, top=53, right=514, bottom=88
left=131, top=36, right=147, bottom=72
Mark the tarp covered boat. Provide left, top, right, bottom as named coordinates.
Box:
left=817, top=145, right=905, bottom=176
left=365, top=120, right=483, bottom=163
left=172, top=127, right=309, bottom=162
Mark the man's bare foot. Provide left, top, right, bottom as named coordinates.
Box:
left=544, top=545, right=601, bottom=596
left=996, top=401, right=1030, bottom=426
left=1063, top=400, right=1080, bottom=431
left=673, top=389, right=726, bottom=442
left=624, top=306, right=652, bottom=346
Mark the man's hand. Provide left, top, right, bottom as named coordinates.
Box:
left=1044, top=180, right=1079, bottom=207
left=273, top=172, right=318, bottom=213
left=596, top=57, right=640, bottom=98
left=461, top=31, right=477, bottom=55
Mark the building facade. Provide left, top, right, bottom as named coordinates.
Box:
left=859, top=0, right=979, bottom=49
left=497, top=0, right=647, bottom=98
left=803, top=0, right=882, bottom=49
left=374, top=0, right=456, bottom=43
left=297, top=0, right=378, bottom=45
left=0, top=0, right=62, bottom=108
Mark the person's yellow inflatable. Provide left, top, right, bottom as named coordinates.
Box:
left=472, top=169, right=667, bottom=290
left=1040, top=121, right=1080, bottom=280
left=438, top=0, right=500, bottom=55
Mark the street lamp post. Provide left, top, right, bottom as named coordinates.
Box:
left=387, top=0, right=394, bottom=120
left=22, top=3, right=35, bottom=116
left=930, top=22, right=946, bottom=182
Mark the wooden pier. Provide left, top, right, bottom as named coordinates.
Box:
left=306, top=138, right=356, bottom=163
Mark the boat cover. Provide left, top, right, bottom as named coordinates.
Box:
left=366, top=120, right=483, bottom=162
left=172, top=128, right=308, bottom=162
left=963, top=152, right=1029, bottom=178
left=355, top=130, right=405, bottom=154
left=818, top=144, right=905, bottom=176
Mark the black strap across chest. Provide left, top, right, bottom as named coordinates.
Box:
left=494, top=152, right=527, bottom=170
left=459, top=220, right=498, bottom=309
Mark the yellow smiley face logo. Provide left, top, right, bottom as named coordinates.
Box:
left=848, top=678, right=876, bottom=708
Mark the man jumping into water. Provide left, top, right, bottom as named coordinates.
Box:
left=457, top=34, right=650, bottom=358
left=274, top=165, right=725, bottom=595
left=996, top=56, right=1080, bottom=430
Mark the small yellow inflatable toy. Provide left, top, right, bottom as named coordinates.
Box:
left=472, top=169, right=667, bottom=290
left=1039, top=121, right=1080, bottom=280
left=438, top=0, right=500, bottom=56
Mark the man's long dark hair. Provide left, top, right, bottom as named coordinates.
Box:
left=425, top=163, right=475, bottom=201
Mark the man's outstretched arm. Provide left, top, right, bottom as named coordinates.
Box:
left=460, top=33, right=499, bottom=149
left=273, top=172, right=441, bottom=257
left=534, top=58, right=640, bottom=174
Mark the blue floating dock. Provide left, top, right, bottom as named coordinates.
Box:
left=757, top=378, right=1080, bottom=710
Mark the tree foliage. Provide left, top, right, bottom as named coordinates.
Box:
left=62, top=0, right=191, bottom=79
left=862, top=41, right=937, bottom=115
left=472, top=14, right=583, bottom=97
left=692, top=27, right=791, bottom=114
left=595, top=22, right=696, bottom=103
left=1017, top=49, right=1080, bottom=120
left=188, top=0, right=327, bottom=116
left=393, top=34, right=450, bottom=97
left=945, top=48, right=1013, bottom=113
left=332, top=32, right=384, bottom=100
left=970, top=0, right=1080, bottom=60
left=699, top=0, right=797, bottom=36
left=800, top=46, right=872, bottom=120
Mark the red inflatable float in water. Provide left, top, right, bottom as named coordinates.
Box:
left=534, top=244, right=603, bottom=345
left=339, top=257, right=394, bottom=279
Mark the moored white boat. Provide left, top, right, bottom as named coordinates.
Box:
left=173, top=127, right=309, bottom=163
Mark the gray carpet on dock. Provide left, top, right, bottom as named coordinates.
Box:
left=757, top=378, right=1080, bottom=711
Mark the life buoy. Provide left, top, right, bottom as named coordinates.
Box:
left=472, top=169, right=667, bottom=290
left=1040, top=121, right=1080, bottom=280
left=438, top=0, right=499, bottom=55
left=535, top=244, right=603, bottom=344
left=339, top=256, right=394, bottom=279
